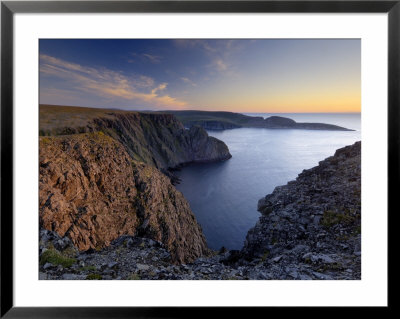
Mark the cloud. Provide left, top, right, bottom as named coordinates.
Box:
left=151, top=83, right=167, bottom=95
left=142, top=53, right=162, bottom=64
left=129, top=52, right=162, bottom=64
left=40, top=54, right=187, bottom=108
left=175, top=39, right=240, bottom=75
left=181, top=77, right=197, bottom=87
left=214, top=59, right=228, bottom=72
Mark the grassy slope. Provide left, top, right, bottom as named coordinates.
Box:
left=160, top=110, right=352, bottom=131
left=159, top=110, right=262, bottom=127
left=39, top=104, right=137, bottom=135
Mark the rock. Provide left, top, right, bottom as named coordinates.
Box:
left=288, top=271, right=298, bottom=279
left=136, top=264, right=150, bottom=271
left=299, top=274, right=312, bottom=280
left=291, top=245, right=309, bottom=254
left=313, top=216, right=321, bottom=225
left=272, top=256, right=282, bottom=263
left=309, top=254, right=335, bottom=264
left=39, top=133, right=209, bottom=264
left=241, top=142, right=361, bottom=279
left=38, top=112, right=360, bottom=280
left=43, top=263, right=53, bottom=270
left=219, top=246, right=228, bottom=254
left=39, top=272, right=49, bottom=280
left=61, top=273, right=86, bottom=280
left=312, top=272, right=333, bottom=280
left=40, top=106, right=232, bottom=170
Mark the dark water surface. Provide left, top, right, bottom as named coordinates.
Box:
left=175, top=113, right=361, bottom=250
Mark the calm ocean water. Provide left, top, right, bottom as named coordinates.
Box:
left=175, top=113, right=361, bottom=250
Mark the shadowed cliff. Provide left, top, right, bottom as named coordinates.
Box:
left=39, top=105, right=232, bottom=170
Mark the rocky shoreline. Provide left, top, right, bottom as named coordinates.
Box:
left=40, top=141, right=361, bottom=280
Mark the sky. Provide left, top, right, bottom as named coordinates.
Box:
left=39, top=39, right=361, bottom=113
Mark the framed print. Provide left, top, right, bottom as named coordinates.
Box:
left=1, top=0, right=396, bottom=317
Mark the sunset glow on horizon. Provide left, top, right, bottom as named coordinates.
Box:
left=39, top=39, right=361, bottom=113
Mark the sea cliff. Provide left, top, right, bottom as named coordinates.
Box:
left=39, top=133, right=209, bottom=263
left=40, top=105, right=232, bottom=170
left=40, top=140, right=361, bottom=280
left=39, top=105, right=232, bottom=264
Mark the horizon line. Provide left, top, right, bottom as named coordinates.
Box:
left=39, top=104, right=361, bottom=114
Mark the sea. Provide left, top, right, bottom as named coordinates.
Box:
left=175, top=113, right=361, bottom=251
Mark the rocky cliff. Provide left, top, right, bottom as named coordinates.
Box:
left=240, top=141, right=361, bottom=279
left=39, top=141, right=362, bottom=280
left=39, top=105, right=232, bottom=171
left=39, top=132, right=209, bottom=263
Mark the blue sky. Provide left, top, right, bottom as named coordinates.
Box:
left=39, top=39, right=360, bottom=112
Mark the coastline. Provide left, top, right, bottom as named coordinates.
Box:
left=40, top=138, right=361, bottom=280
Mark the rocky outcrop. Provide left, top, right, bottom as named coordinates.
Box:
left=39, top=132, right=209, bottom=263
left=239, top=141, right=361, bottom=279
left=39, top=105, right=232, bottom=171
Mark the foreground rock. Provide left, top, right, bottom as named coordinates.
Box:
left=39, top=230, right=248, bottom=280
left=39, top=132, right=209, bottom=263
left=240, top=141, right=361, bottom=279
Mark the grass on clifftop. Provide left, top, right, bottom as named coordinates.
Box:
left=159, top=110, right=256, bottom=126
left=39, top=104, right=138, bottom=136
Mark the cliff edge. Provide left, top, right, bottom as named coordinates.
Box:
left=39, top=105, right=232, bottom=171
left=39, top=132, right=209, bottom=263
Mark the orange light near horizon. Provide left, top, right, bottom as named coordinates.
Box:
left=196, top=95, right=361, bottom=113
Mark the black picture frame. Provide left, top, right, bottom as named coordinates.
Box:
left=1, top=0, right=396, bottom=317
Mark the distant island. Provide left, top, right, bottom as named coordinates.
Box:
left=159, top=110, right=354, bottom=131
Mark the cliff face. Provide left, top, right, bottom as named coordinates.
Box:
left=39, top=105, right=232, bottom=171
left=96, top=113, right=232, bottom=169
left=39, top=132, right=209, bottom=263
left=240, top=141, right=361, bottom=279
left=39, top=141, right=362, bottom=280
